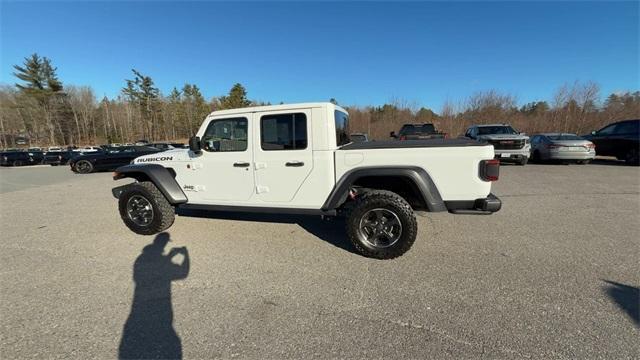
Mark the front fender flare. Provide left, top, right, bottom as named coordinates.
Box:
left=113, top=164, right=187, bottom=204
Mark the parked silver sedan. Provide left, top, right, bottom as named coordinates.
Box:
left=530, top=133, right=596, bottom=164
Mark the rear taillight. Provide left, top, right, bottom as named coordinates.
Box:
left=399, top=136, right=406, bottom=140
left=443, top=133, right=449, bottom=139
left=480, top=159, right=500, bottom=182
left=585, top=143, right=595, bottom=149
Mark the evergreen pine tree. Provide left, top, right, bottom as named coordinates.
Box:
left=218, top=83, right=251, bottom=109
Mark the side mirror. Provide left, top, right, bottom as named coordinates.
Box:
left=189, top=136, right=202, bottom=154
left=390, top=131, right=397, bottom=138
left=591, top=130, right=597, bottom=136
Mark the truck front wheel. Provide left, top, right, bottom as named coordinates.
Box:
left=346, top=190, right=417, bottom=259
left=118, top=181, right=175, bottom=235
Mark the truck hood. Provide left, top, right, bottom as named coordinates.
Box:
left=133, top=148, right=193, bottom=164
left=478, top=134, right=529, bottom=141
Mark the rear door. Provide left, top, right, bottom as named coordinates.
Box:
left=253, top=109, right=313, bottom=203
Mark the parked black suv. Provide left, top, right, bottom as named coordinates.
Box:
left=583, top=119, right=639, bottom=165
left=1, top=150, right=42, bottom=166
left=391, top=123, right=447, bottom=140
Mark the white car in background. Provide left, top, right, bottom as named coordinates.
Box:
left=530, top=133, right=596, bottom=164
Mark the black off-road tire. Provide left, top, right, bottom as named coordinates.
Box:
left=346, top=190, right=417, bottom=260
left=74, top=160, right=94, bottom=174
left=518, top=157, right=528, bottom=166
left=13, top=160, right=23, bottom=167
left=118, top=181, right=175, bottom=235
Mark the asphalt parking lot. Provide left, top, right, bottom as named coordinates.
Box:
left=1, top=160, right=638, bottom=359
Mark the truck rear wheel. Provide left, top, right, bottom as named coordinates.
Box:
left=346, top=190, right=417, bottom=259
left=118, top=181, right=175, bottom=235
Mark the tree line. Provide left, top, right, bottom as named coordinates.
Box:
left=1, top=53, right=638, bottom=148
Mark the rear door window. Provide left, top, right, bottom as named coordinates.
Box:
left=261, top=113, right=307, bottom=150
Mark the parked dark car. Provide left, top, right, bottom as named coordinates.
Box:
left=149, top=142, right=187, bottom=150
left=1, top=150, right=42, bottom=166
left=26, top=149, right=45, bottom=164
left=43, top=150, right=83, bottom=166
left=69, top=146, right=161, bottom=174
left=582, top=119, right=639, bottom=165
left=390, top=123, right=447, bottom=140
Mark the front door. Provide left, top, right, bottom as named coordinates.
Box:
left=592, top=123, right=618, bottom=156
left=253, top=109, right=313, bottom=203
left=182, top=116, right=255, bottom=203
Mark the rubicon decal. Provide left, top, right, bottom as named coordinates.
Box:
left=136, top=156, right=173, bottom=163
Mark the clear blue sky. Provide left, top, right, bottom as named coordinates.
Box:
left=1, top=1, right=638, bottom=110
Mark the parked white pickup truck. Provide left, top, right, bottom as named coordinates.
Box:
left=112, top=102, right=501, bottom=259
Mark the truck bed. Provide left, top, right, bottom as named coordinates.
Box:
left=339, top=138, right=482, bottom=150
left=335, top=139, right=494, bottom=201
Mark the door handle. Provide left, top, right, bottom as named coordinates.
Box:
left=285, top=161, right=304, bottom=167
left=233, top=162, right=250, bottom=168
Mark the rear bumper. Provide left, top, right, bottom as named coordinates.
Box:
left=446, top=193, right=502, bottom=214
left=548, top=151, right=596, bottom=160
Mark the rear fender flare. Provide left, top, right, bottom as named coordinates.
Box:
left=322, top=166, right=446, bottom=212
left=113, top=164, right=187, bottom=204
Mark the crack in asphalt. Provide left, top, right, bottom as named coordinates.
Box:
left=328, top=310, right=531, bottom=358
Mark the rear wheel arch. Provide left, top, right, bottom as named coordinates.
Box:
left=322, top=167, right=446, bottom=212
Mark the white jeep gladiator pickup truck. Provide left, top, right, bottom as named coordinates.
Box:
left=112, top=102, right=501, bottom=259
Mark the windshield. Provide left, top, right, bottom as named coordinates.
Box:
left=547, top=134, right=583, bottom=141
left=477, top=126, right=518, bottom=135
left=400, top=124, right=435, bottom=135
left=335, top=110, right=350, bottom=146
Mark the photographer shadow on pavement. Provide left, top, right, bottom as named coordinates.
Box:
left=119, top=233, right=190, bottom=360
